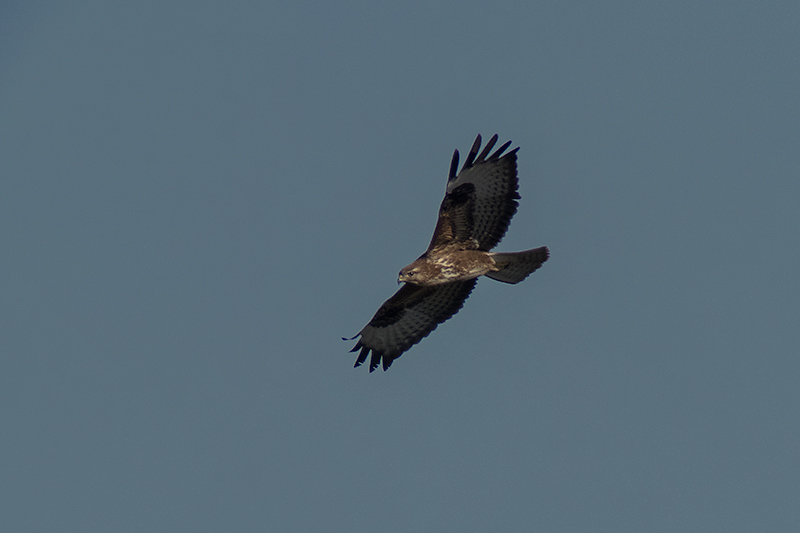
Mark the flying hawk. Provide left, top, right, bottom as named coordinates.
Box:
left=346, top=134, right=549, bottom=371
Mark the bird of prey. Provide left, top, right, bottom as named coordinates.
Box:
left=346, top=134, right=549, bottom=372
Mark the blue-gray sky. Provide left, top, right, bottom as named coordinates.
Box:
left=2, top=2, right=799, bottom=531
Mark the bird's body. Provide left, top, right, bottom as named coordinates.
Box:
left=347, top=134, right=549, bottom=371
left=399, top=246, right=497, bottom=285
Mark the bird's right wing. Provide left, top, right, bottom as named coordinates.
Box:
left=347, top=279, right=477, bottom=372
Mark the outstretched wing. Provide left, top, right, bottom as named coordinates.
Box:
left=428, top=134, right=520, bottom=251
left=348, top=279, right=477, bottom=372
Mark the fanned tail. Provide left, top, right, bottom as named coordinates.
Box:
left=486, top=247, right=549, bottom=284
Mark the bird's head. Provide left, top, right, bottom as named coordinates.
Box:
left=398, top=264, right=421, bottom=285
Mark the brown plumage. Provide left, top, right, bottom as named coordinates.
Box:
left=346, top=134, right=549, bottom=371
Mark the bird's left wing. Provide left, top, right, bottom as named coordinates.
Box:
left=348, top=279, right=477, bottom=371
left=429, top=134, right=520, bottom=251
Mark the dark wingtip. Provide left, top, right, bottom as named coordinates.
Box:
left=354, top=345, right=370, bottom=368
left=462, top=134, right=482, bottom=170
left=449, top=149, right=459, bottom=181
left=369, top=349, right=383, bottom=372
left=490, top=140, right=513, bottom=160
left=476, top=134, right=499, bottom=162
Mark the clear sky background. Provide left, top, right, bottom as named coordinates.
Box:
left=2, top=2, right=799, bottom=531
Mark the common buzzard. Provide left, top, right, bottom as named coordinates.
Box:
left=346, top=134, right=549, bottom=371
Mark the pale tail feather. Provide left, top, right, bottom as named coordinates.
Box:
left=486, top=247, right=550, bottom=284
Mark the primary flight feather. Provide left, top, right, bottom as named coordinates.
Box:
left=346, top=134, right=549, bottom=371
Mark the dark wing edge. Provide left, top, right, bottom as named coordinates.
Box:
left=452, top=134, right=515, bottom=180
left=348, top=279, right=477, bottom=372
